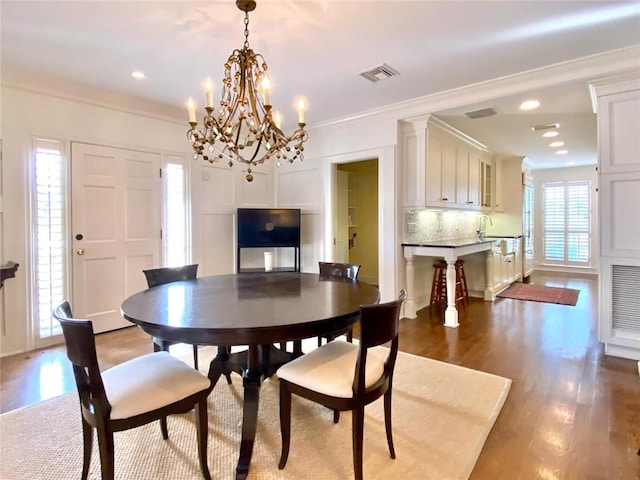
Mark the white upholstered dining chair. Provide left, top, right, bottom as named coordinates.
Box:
left=53, top=301, right=213, bottom=480
left=276, top=290, right=407, bottom=480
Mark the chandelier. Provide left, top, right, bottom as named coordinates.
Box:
left=186, top=0, right=308, bottom=182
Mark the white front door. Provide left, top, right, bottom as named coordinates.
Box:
left=71, top=143, right=161, bottom=333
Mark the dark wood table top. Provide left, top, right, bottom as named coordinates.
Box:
left=120, top=272, right=380, bottom=346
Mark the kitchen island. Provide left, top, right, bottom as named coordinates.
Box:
left=402, top=238, right=495, bottom=327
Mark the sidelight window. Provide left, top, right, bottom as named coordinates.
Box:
left=32, top=139, right=68, bottom=339
left=163, top=160, right=190, bottom=267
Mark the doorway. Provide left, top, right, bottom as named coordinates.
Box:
left=334, top=160, right=379, bottom=285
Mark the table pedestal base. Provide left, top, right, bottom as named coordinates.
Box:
left=208, top=344, right=298, bottom=480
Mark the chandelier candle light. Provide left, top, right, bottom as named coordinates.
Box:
left=186, top=0, right=308, bottom=182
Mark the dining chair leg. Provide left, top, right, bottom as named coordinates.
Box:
left=160, top=416, right=169, bottom=440
left=333, top=409, right=340, bottom=423
left=384, top=388, right=396, bottom=459
left=195, top=399, right=211, bottom=480
left=346, top=329, right=353, bottom=342
left=97, top=426, right=115, bottom=480
left=352, top=406, right=365, bottom=480
left=193, top=345, right=199, bottom=370
left=278, top=383, right=292, bottom=469
left=81, top=417, right=93, bottom=480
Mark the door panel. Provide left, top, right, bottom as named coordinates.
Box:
left=334, top=170, right=349, bottom=263
left=71, top=143, right=161, bottom=333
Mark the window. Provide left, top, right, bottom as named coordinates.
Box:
left=32, top=139, right=67, bottom=339
left=164, top=160, right=189, bottom=266
left=542, top=181, right=591, bottom=266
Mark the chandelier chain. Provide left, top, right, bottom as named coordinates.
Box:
left=243, top=12, right=250, bottom=49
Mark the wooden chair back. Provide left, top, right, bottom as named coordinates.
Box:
left=143, top=264, right=198, bottom=288
left=353, top=290, right=406, bottom=396
left=52, top=301, right=111, bottom=419
left=318, top=262, right=361, bottom=280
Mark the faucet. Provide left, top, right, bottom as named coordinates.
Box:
left=476, top=214, right=493, bottom=240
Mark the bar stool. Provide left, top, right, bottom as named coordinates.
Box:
left=429, top=259, right=469, bottom=310
left=429, top=260, right=447, bottom=308
left=456, top=260, right=469, bottom=307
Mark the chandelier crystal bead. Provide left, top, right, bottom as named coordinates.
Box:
left=186, top=0, right=307, bottom=182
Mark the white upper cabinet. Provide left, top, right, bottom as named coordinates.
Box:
left=597, top=86, right=640, bottom=174
left=400, top=116, right=490, bottom=210
left=425, top=128, right=457, bottom=206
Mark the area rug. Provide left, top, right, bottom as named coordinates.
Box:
left=497, top=282, right=580, bottom=306
left=0, top=351, right=511, bottom=480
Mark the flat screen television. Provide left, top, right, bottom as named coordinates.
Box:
left=237, top=208, right=301, bottom=248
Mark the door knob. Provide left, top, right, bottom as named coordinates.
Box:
left=76, top=248, right=85, bottom=256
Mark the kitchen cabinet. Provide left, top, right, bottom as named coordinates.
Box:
left=401, top=116, right=490, bottom=210
left=488, top=236, right=522, bottom=296
left=480, top=158, right=493, bottom=210
left=457, top=149, right=482, bottom=208
left=425, top=130, right=457, bottom=206
left=492, top=158, right=503, bottom=212
left=592, top=74, right=640, bottom=360
left=490, top=156, right=533, bottom=279
left=456, top=148, right=469, bottom=206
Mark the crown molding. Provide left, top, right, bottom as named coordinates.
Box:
left=311, top=45, right=640, bottom=131
left=1, top=66, right=186, bottom=125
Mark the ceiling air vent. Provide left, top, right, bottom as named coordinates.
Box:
left=360, top=63, right=400, bottom=83
left=531, top=122, right=560, bottom=132
left=464, top=107, right=499, bottom=119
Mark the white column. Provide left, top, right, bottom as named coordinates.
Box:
left=484, top=249, right=496, bottom=301
left=444, top=258, right=459, bottom=328
left=403, top=250, right=417, bottom=319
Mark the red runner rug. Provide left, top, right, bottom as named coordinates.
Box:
left=497, top=283, right=579, bottom=306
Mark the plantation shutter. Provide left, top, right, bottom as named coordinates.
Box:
left=566, top=182, right=590, bottom=262
left=543, top=183, right=565, bottom=261
left=542, top=180, right=591, bottom=266
left=33, top=139, right=67, bottom=338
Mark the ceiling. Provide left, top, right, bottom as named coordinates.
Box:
left=2, top=1, right=640, bottom=169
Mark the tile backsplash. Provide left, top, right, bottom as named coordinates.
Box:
left=404, top=209, right=480, bottom=243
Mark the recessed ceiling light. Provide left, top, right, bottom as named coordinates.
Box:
left=549, top=141, right=565, bottom=147
left=520, top=99, right=540, bottom=110
left=543, top=131, right=559, bottom=138
left=131, top=71, right=145, bottom=80
left=556, top=149, right=569, bottom=155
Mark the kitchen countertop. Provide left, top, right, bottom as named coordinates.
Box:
left=483, top=234, right=523, bottom=239
left=401, top=237, right=497, bottom=248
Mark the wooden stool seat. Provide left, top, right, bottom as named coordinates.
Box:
left=429, top=259, right=469, bottom=310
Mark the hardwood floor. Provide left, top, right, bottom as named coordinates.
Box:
left=1, top=272, right=638, bottom=479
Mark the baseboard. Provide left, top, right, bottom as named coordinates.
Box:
left=604, top=342, right=640, bottom=361
left=534, top=265, right=598, bottom=276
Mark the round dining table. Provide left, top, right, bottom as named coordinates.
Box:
left=120, top=272, right=379, bottom=480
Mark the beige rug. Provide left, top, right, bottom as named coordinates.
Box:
left=0, top=351, right=511, bottom=480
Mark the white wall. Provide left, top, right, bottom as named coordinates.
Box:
left=533, top=165, right=599, bottom=274
left=0, top=84, right=194, bottom=355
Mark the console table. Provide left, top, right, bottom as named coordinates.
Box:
left=0, top=261, right=19, bottom=289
